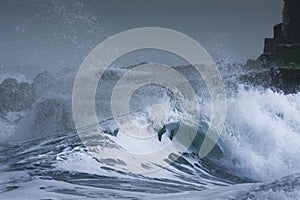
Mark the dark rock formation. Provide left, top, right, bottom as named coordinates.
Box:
left=240, top=67, right=300, bottom=94
left=282, top=0, right=300, bottom=43
left=243, top=0, right=300, bottom=94
left=0, top=78, right=35, bottom=113
left=262, top=0, right=300, bottom=65
left=0, top=71, right=55, bottom=114
left=33, top=98, right=74, bottom=134
left=271, top=67, right=300, bottom=94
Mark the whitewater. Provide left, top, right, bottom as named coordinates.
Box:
left=1, top=62, right=300, bottom=200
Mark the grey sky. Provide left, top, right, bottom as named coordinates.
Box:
left=0, top=0, right=283, bottom=76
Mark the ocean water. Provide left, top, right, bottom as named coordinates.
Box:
left=2, top=0, right=299, bottom=199
left=0, top=65, right=300, bottom=200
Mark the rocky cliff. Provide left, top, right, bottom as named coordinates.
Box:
left=262, top=0, right=300, bottom=65
left=243, top=0, right=300, bottom=94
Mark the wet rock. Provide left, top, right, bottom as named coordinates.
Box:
left=271, top=67, right=300, bottom=94
left=0, top=78, right=35, bottom=113
left=240, top=66, right=300, bottom=94
left=33, top=98, right=74, bottom=134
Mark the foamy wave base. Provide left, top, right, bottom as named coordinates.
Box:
left=0, top=70, right=300, bottom=199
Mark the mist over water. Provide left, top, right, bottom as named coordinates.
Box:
left=1, top=0, right=112, bottom=77
left=0, top=0, right=283, bottom=76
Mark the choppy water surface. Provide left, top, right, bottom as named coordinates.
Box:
left=0, top=65, right=300, bottom=199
